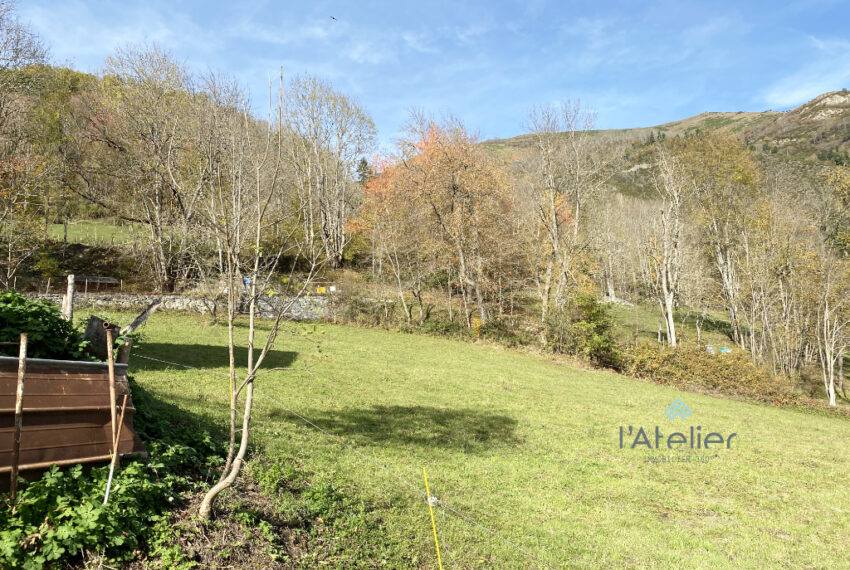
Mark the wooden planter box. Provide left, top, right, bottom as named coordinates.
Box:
left=0, top=356, right=146, bottom=489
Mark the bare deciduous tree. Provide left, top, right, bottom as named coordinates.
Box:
left=70, top=44, right=201, bottom=291
left=0, top=0, right=46, bottom=287
left=815, top=253, right=850, bottom=407
left=196, top=72, right=325, bottom=519
left=645, top=150, right=689, bottom=347
left=522, top=101, right=616, bottom=327
left=285, top=75, right=375, bottom=268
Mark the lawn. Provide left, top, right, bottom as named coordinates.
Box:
left=48, top=220, right=139, bottom=246
left=607, top=301, right=734, bottom=349
left=108, top=311, right=850, bottom=568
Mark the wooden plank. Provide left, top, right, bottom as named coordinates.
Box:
left=0, top=356, right=146, bottom=489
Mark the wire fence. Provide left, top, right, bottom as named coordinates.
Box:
left=131, top=352, right=559, bottom=569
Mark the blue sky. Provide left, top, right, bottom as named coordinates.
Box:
left=21, top=0, right=850, bottom=150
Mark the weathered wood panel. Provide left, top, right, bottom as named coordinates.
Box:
left=0, top=357, right=146, bottom=485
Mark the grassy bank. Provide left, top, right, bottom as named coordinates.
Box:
left=48, top=220, right=139, bottom=246
left=105, top=311, right=850, bottom=568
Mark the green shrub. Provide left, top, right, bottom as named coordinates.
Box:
left=0, top=290, right=90, bottom=359
left=545, top=294, right=620, bottom=367
left=479, top=318, right=531, bottom=347
left=336, top=295, right=397, bottom=327
left=252, top=456, right=303, bottom=495
left=421, top=318, right=473, bottom=339
left=622, top=344, right=797, bottom=406
left=32, top=250, right=61, bottom=280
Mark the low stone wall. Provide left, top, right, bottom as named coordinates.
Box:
left=33, top=293, right=330, bottom=321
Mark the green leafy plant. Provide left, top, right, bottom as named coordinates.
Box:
left=479, top=318, right=531, bottom=347
left=421, top=318, right=473, bottom=339
left=0, top=290, right=91, bottom=359
left=621, top=343, right=801, bottom=407
left=546, top=293, right=620, bottom=367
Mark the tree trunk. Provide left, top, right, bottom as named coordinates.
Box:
left=200, top=375, right=254, bottom=519
left=663, top=291, right=677, bottom=347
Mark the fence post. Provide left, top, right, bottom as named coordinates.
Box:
left=62, top=274, right=75, bottom=321
left=10, top=333, right=27, bottom=501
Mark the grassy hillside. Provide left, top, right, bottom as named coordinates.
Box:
left=484, top=110, right=780, bottom=152
left=485, top=89, right=850, bottom=166
left=48, top=220, right=140, bottom=246
left=104, top=311, right=850, bottom=568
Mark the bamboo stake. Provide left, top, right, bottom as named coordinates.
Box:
left=10, top=334, right=27, bottom=501
left=103, top=394, right=128, bottom=505
left=423, top=468, right=444, bottom=570
left=104, top=326, right=117, bottom=445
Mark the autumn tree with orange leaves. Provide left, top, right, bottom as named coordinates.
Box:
left=360, top=114, right=515, bottom=326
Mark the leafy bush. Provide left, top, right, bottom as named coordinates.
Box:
left=622, top=343, right=798, bottom=406
left=32, top=250, right=61, bottom=280
left=545, top=294, right=620, bottom=367
left=1, top=462, right=168, bottom=569
left=421, top=318, right=473, bottom=339
left=0, top=291, right=90, bottom=359
left=479, top=318, right=531, bottom=347
left=335, top=294, right=397, bottom=327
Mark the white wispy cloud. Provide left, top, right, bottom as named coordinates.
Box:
left=227, top=19, right=342, bottom=47
left=400, top=30, right=438, bottom=54
left=762, top=37, right=850, bottom=108
left=21, top=1, right=221, bottom=71
left=346, top=40, right=397, bottom=65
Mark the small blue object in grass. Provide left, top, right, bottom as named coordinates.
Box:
left=243, top=277, right=250, bottom=286
left=720, top=347, right=731, bottom=354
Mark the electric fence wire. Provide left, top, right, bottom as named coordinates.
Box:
left=131, top=352, right=558, bottom=569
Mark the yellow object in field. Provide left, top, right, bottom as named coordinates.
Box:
left=423, top=468, right=444, bottom=570
left=317, top=286, right=326, bottom=294
left=472, top=317, right=482, bottom=337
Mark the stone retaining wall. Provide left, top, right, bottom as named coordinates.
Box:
left=33, top=293, right=330, bottom=321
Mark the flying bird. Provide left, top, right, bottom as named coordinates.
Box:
left=330, top=16, right=337, bottom=21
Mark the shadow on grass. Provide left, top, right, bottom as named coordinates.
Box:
left=267, top=405, right=520, bottom=452
left=697, top=314, right=735, bottom=340
left=131, top=343, right=297, bottom=372
left=128, top=375, right=229, bottom=452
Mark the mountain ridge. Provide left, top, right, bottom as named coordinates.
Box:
left=485, top=89, right=850, bottom=165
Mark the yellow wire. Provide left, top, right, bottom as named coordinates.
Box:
left=423, top=467, right=444, bottom=570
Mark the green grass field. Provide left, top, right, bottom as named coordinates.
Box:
left=48, top=220, right=139, bottom=245
left=607, top=302, right=734, bottom=349
left=102, top=311, right=850, bottom=568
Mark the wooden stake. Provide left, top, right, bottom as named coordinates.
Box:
left=10, top=334, right=27, bottom=501
left=63, top=274, right=75, bottom=321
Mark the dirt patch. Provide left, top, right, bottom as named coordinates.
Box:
left=128, top=480, right=301, bottom=569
